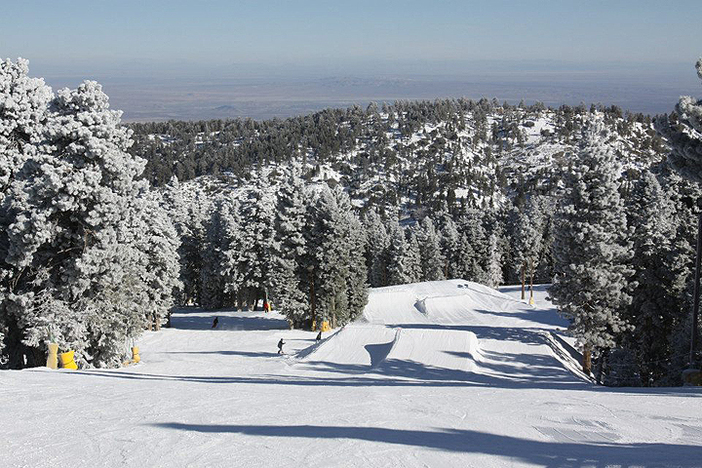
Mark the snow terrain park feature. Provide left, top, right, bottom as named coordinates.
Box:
left=3, top=280, right=702, bottom=467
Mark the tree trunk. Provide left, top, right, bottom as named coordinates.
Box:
left=529, top=259, right=535, bottom=303
left=520, top=262, right=526, bottom=300
left=309, top=268, right=316, bottom=330
left=596, top=348, right=609, bottom=384
left=154, top=313, right=161, bottom=331
left=582, top=345, right=592, bottom=375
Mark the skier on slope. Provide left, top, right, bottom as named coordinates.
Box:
left=277, top=338, right=285, bottom=354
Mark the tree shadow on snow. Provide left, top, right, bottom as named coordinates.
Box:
left=473, top=307, right=568, bottom=328
left=149, top=422, right=702, bottom=468
left=69, top=368, right=702, bottom=396
left=165, top=350, right=281, bottom=358
left=169, top=314, right=289, bottom=331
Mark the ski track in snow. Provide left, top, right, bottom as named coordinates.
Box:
left=2, top=280, right=702, bottom=468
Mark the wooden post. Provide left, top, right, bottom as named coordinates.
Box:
left=529, top=259, right=535, bottom=305
left=46, top=343, right=58, bottom=370
left=308, top=266, right=316, bottom=330
left=582, top=345, right=592, bottom=375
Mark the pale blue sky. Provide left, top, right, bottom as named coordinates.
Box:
left=4, top=1, right=700, bottom=68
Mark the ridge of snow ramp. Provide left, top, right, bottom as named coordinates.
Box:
left=362, top=279, right=526, bottom=326
left=296, top=325, right=399, bottom=371
left=376, top=328, right=483, bottom=378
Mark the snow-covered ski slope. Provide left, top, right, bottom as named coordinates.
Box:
left=3, top=281, right=702, bottom=468
left=298, top=280, right=586, bottom=385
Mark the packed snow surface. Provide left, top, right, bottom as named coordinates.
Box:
left=3, top=280, right=702, bottom=467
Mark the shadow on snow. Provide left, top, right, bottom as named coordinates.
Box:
left=149, top=422, right=702, bottom=468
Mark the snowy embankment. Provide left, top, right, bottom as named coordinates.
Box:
left=2, top=281, right=702, bottom=468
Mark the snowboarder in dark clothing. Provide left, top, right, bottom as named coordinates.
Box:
left=316, top=331, right=322, bottom=341
left=277, top=339, right=285, bottom=354
left=212, top=317, right=219, bottom=328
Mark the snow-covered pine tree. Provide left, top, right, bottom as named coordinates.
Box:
left=655, top=58, right=702, bottom=370
left=269, top=166, right=309, bottom=326
left=550, top=119, right=634, bottom=375
left=415, top=217, right=445, bottom=281
left=362, top=208, right=390, bottom=287
left=0, top=58, right=53, bottom=363
left=386, top=220, right=412, bottom=286
left=307, top=186, right=348, bottom=327
left=457, top=209, right=488, bottom=284
left=624, top=170, right=687, bottom=384
left=486, top=232, right=504, bottom=289
left=404, top=227, right=423, bottom=284
left=163, top=180, right=210, bottom=306
left=237, top=178, right=276, bottom=310
left=440, top=217, right=462, bottom=279
left=133, top=191, right=182, bottom=330
left=333, top=187, right=368, bottom=323
left=200, top=197, right=233, bottom=310
left=3, top=79, right=155, bottom=367
left=659, top=167, right=700, bottom=382
left=305, top=185, right=368, bottom=328
left=345, top=213, right=369, bottom=322
left=511, top=196, right=546, bottom=300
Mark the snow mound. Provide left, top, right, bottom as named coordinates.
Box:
left=298, top=325, right=399, bottom=370
left=363, top=279, right=530, bottom=327
left=296, top=280, right=588, bottom=384
left=376, top=328, right=483, bottom=377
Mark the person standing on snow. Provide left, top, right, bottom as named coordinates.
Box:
left=277, top=339, right=285, bottom=354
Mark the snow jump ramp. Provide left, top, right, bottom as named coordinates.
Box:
left=295, top=280, right=588, bottom=385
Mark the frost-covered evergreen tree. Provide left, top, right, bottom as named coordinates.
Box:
left=0, top=58, right=53, bottom=362
left=655, top=58, right=702, bottom=372
left=624, top=170, right=687, bottom=384
left=415, top=217, right=445, bottom=281
left=486, top=232, right=504, bottom=289
left=345, top=214, right=369, bottom=320
left=200, top=197, right=240, bottom=310
left=270, top=167, right=308, bottom=325
left=550, top=120, right=634, bottom=375
left=163, top=180, right=210, bottom=306
left=659, top=168, right=700, bottom=382
left=404, top=227, right=423, bottom=284
left=237, top=179, right=276, bottom=310
left=134, top=192, right=182, bottom=329
left=440, top=217, right=462, bottom=279
left=334, top=188, right=369, bottom=323
left=511, top=196, right=546, bottom=300
left=305, top=186, right=367, bottom=328
left=386, top=220, right=412, bottom=286
left=2, top=77, right=158, bottom=367
left=363, top=208, right=390, bottom=287
left=458, top=210, right=488, bottom=284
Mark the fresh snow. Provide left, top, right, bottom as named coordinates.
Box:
left=2, top=280, right=701, bottom=467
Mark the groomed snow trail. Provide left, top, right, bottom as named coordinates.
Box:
left=298, top=280, right=586, bottom=387
left=2, top=281, right=702, bottom=468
